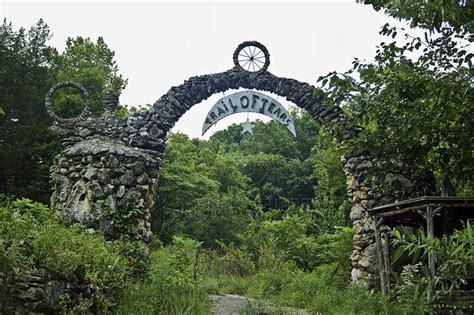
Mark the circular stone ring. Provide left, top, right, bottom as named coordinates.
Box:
left=45, top=81, right=90, bottom=124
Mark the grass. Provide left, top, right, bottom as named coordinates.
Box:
left=0, top=198, right=429, bottom=314
left=117, top=238, right=209, bottom=314
left=198, top=249, right=409, bottom=315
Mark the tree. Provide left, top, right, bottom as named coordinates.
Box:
left=0, top=19, right=59, bottom=203
left=181, top=190, right=254, bottom=247
left=55, top=36, right=128, bottom=116
left=208, top=123, right=244, bottom=151
left=312, top=135, right=351, bottom=232
left=153, top=133, right=219, bottom=241
left=318, top=19, right=473, bottom=195
left=153, top=133, right=255, bottom=246
left=361, top=0, right=473, bottom=33
left=0, top=20, right=129, bottom=203
left=207, top=109, right=320, bottom=212
left=243, top=153, right=316, bottom=211
left=240, top=120, right=300, bottom=160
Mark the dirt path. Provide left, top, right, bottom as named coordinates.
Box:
left=209, top=294, right=311, bottom=314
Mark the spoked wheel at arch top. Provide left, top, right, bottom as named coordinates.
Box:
left=233, top=41, right=270, bottom=73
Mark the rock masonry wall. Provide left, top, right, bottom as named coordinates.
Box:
left=8, top=269, right=91, bottom=313
left=50, top=92, right=159, bottom=242
left=342, top=152, right=435, bottom=286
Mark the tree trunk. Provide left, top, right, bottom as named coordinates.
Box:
left=441, top=175, right=456, bottom=197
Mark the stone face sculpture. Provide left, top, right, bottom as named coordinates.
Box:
left=47, top=41, right=435, bottom=286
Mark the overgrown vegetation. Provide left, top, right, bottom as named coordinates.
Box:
left=0, top=198, right=135, bottom=311
left=1, top=1, right=473, bottom=313
left=153, top=111, right=350, bottom=246
left=117, top=237, right=209, bottom=314
left=390, top=222, right=474, bottom=309
left=117, top=208, right=388, bottom=314
left=0, top=19, right=127, bottom=203
left=319, top=2, right=473, bottom=195
left=198, top=210, right=375, bottom=314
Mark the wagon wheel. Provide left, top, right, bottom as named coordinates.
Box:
left=233, top=41, right=270, bottom=73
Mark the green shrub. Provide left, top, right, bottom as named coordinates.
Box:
left=209, top=243, right=256, bottom=277
left=114, top=238, right=150, bottom=277
left=99, top=198, right=143, bottom=240
left=148, top=235, right=163, bottom=251
left=31, top=222, right=131, bottom=310
left=310, top=226, right=353, bottom=279
left=117, top=236, right=209, bottom=314
left=0, top=198, right=137, bottom=312
left=261, top=209, right=319, bottom=270
left=251, top=263, right=297, bottom=298
left=237, top=208, right=353, bottom=272
left=7, top=198, right=53, bottom=223
left=198, top=219, right=409, bottom=314
left=0, top=198, right=47, bottom=308
left=391, top=221, right=474, bottom=309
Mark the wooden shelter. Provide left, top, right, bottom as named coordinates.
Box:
left=368, top=196, right=474, bottom=294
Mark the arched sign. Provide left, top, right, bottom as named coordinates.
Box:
left=202, top=91, right=296, bottom=136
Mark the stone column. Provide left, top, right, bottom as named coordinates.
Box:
left=342, top=152, right=377, bottom=286
left=341, top=152, right=436, bottom=287
left=49, top=90, right=161, bottom=241
left=51, top=139, right=158, bottom=241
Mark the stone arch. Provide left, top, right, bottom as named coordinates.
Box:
left=48, top=42, right=434, bottom=287
left=123, top=68, right=357, bottom=154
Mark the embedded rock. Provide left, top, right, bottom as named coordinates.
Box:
left=341, top=152, right=435, bottom=288
left=11, top=269, right=91, bottom=314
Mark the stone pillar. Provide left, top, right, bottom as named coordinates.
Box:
left=341, top=152, right=436, bottom=287
left=49, top=89, right=162, bottom=242
left=51, top=139, right=158, bottom=241
left=342, top=152, right=377, bottom=286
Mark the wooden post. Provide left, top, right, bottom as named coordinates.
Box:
left=426, top=205, right=435, bottom=275
left=373, top=216, right=386, bottom=294
left=382, top=231, right=390, bottom=291
left=426, top=205, right=435, bottom=303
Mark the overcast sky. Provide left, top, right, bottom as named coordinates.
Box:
left=1, top=0, right=408, bottom=139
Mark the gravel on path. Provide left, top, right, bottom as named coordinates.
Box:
left=209, top=294, right=312, bottom=315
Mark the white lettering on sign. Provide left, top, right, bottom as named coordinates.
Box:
left=202, top=91, right=296, bottom=136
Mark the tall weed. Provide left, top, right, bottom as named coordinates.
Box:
left=117, top=236, right=209, bottom=314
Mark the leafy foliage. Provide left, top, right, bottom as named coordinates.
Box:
left=391, top=222, right=474, bottom=307
left=362, top=0, right=474, bottom=33
left=153, top=110, right=343, bottom=246
left=318, top=21, right=473, bottom=194
left=312, top=135, right=351, bottom=232
left=55, top=36, right=128, bottom=116
left=200, top=221, right=399, bottom=314
left=0, top=197, right=138, bottom=312
left=153, top=133, right=254, bottom=245
left=99, top=198, right=144, bottom=240
left=4, top=6, right=473, bottom=313
left=0, top=20, right=128, bottom=203
left=0, top=19, right=59, bottom=203
left=117, top=236, right=208, bottom=314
